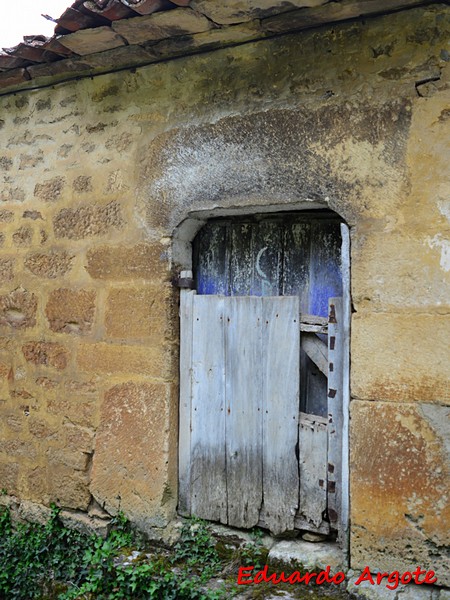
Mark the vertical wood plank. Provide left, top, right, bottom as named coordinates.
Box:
left=298, top=412, right=328, bottom=528
left=327, top=297, right=343, bottom=532
left=282, top=220, right=311, bottom=311
left=251, top=221, right=282, bottom=296
left=194, top=222, right=229, bottom=295
left=178, top=280, right=195, bottom=516
left=262, top=296, right=300, bottom=534
left=190, top=295, right=228, bottom=524
left=225, top=296, right=263, bottom=528
left=309, top=221, right=342, bottom=317
left=339, top=221, right=351, bottom=554
left=230, top=222, right=253, bottom=296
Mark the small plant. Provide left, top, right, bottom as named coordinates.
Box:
left=173, top=517, right=221, bottom=579
left=0, top=507, right=226, bottom=599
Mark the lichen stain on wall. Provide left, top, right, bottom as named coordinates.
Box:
left=0, top=3, right=448, bottom=582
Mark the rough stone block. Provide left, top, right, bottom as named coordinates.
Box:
left=45, top=288, right=96, bottom=334
left=15, top=500, right=52, bottom=525
left=105, top=285, right=175, bottom=339
left=0, top=288, right=38, bottom=329
left=24, top=250, right=74, bottom=279
left=268, top=540, right=343, bottom=572
left=0, top=210, right=13, bottom=223
left=351, top=401, right=450, bottom=587
left=190, top=0, right=328, bottom=24
left=351, top=231, right=450, bottom=310
left=86, top=243, right=169, bottom=281
left=28, top=418, right=58, bottom=440
left=59, top=509, right=110, bottom=538
left=77, top=342, right=173, bottom=378
left=59, top=26, right=127, bottom=56
left=47, top=466, right=91, bottom=511
left=22, top=341, right=69, bottom=370
left=53, top=201, right=124, bottom=240
left=12, top=226, right=32, bottom=247
left=0, top=462, right=19, bottom=495
left=21, top=468, right=47, bottom=503
left=0, top=258, right=14, bottom=283
left=72, top=175, right=92, bottom=193
left=112, top=8, right=211, bottom=45
left=47, top=396, right=98, bottom=428
left=0, top=439, right=37, bottom=461
left=90, top=381, right=174, bottom=528
left=351, top=313, right=449, bottom=404
left=34, top=176, right=66, bottom=202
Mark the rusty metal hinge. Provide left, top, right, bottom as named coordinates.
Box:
left=173, top=275, right=195, bottom=289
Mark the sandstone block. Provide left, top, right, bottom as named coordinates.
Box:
left=12, top=226, right=32, bottom=247
left=0, top=258, right=14, bottom=283
left=90, top=382, right=173, bottom=526
left=59, top=510, right=110, bottom=538
left=86, top=243, right=169, bottom=281
left=190, top=0, right=328, bottom=24
left=77, top=342, right=173, bottom=379
left=64, top=423, right=95, bottom=453
left=34, top=176, right=66, bottom=202
left=112, top=8, right=211, bottom=45
left=351, top=231, right=450, bottom=310
left=105, top=285, right=175, bottom=339
left=45, top=288, right=96, bottom=335
left=47, top=448, right=91, bottom=472
left=0, top=233, right=4, bottom=247
left=53, top=201, right=124, bottom=240
left=17, top=500, right=52, bottom=525
left=0, top=156, right=12, bottom=170
left=24, top=250, right=74, bottom=279
left=47, top=465, right=91, bottom=510
left=23, top=210, right=43, bottom=220
left=0, top=288, right=38, bottom=329
left=0, top=462, right=19, bottom=495
left=0, top=210, right=13, bottom=222
left=22, top=341, right=69, bottom=370
left=0, top=439, right=37, bottom=461
left=351, top=313, right=450, bottom=404
left=59, top=26, right=126, bottom=56
left=351, top=401, right=450, bottom=586
left=72, top=175, right=92, bottom=193
left=47, top=397, right=98, bottom=429
left=28, top=418, right=58, bottom=440
left=25, top=468, right=49, bottom=502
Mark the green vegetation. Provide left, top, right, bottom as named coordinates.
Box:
left=0, top=505, right=267, bottom=599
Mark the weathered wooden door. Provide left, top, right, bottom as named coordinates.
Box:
left=179, top=214, right=345, bottom=535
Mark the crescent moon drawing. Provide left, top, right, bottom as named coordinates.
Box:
left=256, top=246, right=269, bottom=280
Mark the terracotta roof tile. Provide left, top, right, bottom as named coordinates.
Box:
left=0, top=0, right=435, bottom=95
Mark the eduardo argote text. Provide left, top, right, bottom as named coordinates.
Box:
left=237, top=564, right=438, bottom=590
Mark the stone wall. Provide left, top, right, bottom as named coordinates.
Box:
left=0, top=3, right=448, bottom=584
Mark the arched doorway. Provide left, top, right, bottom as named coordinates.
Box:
left=178, top=210, right=349, bottom=538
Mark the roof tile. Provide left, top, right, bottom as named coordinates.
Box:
left=58, top=26, right=127, bottom=55
left=112, top=7, right=211, bottom=44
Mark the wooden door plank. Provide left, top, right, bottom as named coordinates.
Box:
left=190, top=295, right=227, bottom=524
left=327, top=297, right=343, bottom=531
left=298, top=412, right=328, bottom=528
left=282, top=220, right=311, bottom=312
left=262, top=296, right=300, bottom=534
left=301, top=332, right=328, bottom=376
left=178, top=280, right=195, bottom=516
left=225, top=296, right=263, bottom=528
left=194, top=222, right=229, bottom=295
left=230, top=223, right=253, bottom=296
left=309, top=221, right=343, bottom=317
left=251, top=221, right=282, bottom=296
